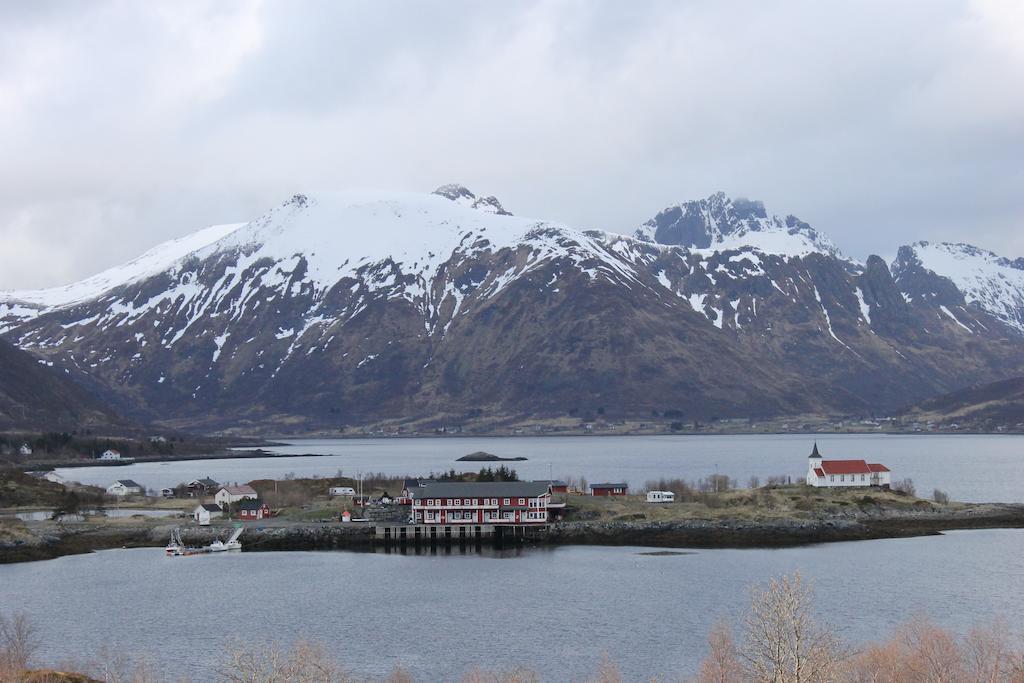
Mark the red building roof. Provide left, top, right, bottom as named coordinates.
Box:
left=817, top=460, right=888, bottom=475
left=814, top=468, right=825, bottom=477
left=819, top=460, right=872, bottom=475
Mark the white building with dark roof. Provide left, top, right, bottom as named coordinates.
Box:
left=215, top=485, right=258, bottom=506
left=107, top=479, right=144, bottom=496
left=193, top=503, right=223, bottom=525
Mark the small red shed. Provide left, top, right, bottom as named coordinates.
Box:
left=238, top=500, right=271, bottom=520
left=590, top=482, right=628, bottom=496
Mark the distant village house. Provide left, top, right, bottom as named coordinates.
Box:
left=590, top=482, right=628, bottom=496
left=18, top=443, right=32, bottom=456
left=805, top=443, right=892, bottom=488
left=99, top=449, right=122, bottom=461
left=237, top=500, right=271, bottom=520
left=107, top=479, right=144, bottom=496
left=646, top=490, right=675, bottom=503
left=193, top=503, right=223, bottom=526
left=186, top=478, right=220, bottom=497
left=402, top=478, right=434, bottom=497
left=215, top=485, right=258, bottom=506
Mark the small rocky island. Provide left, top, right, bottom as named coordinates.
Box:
left=456, top=451, right=528, bottom=462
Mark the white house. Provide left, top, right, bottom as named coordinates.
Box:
left=193, top=503, right=223, bottom=526
left=107, top=479, right=144, bottom=496
left=215, top=485, right=258, bottom=506
left=646, top=490, right=676, bottom=503
left=99, top=449, right=122, bottom=461
left=18, top=443, right=32, bottom=456
left=805, top=443, right=891, bottom=488
left=329, top=486, right=356, bottom=497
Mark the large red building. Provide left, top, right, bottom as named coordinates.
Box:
left=410, top=482, right=552, bottom=525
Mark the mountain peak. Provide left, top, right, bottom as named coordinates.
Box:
left=634, top=193, right=840, bottom=259
left=893, top=241, right=1024, bottom=332
left=432, top=184, right=512, bottom=216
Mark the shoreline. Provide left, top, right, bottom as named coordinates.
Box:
left=5, top=504, right=1023, bottom=565
left=228, top=429, right=1024, bottom=440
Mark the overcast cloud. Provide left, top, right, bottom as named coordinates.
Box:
left=1, top=0, right=1022, bottom=289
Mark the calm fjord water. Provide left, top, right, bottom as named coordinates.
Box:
left=56, top=433, right=1024, bottom=502
left=2, top=531, right=1022, bottom=681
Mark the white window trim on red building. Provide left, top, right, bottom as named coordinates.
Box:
left=410, top=483, right=552, bottom=525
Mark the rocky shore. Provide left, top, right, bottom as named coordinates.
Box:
left=4, top=502, right=1024, bottom=564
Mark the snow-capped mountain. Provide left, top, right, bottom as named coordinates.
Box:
left=432, top=183, right=511, bottom=216
left=892, top=241, right=1024, bottom=334
left=1, top=222, right=245, bottom=312
left=634, top=192, right=841, bottom=259
left=1, top=186, right=1021, bottom=432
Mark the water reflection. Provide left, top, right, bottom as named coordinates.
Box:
left=372, top=540, right=551, bottom=558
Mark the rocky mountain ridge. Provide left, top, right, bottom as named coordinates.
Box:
left=0, top=338, right=128, bottom=431
left=0, top=186, right=1021, bottom=433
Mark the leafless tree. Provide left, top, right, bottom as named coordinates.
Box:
left=0, top=610, right=38, bottom=676
left=698, top=622, right=743, bottom=683
left=894, top=614, right=965, bottom=682
left=738, top=572, right=844, bottom=683
left=962, top=620, right=1015, bottom=683
left=844, top=640, right=905, bottom=683
left=932, top=489, right=950, bottom=504
left=589, top=655, right=623, bottom=683
left=384, top=666, right=415, bottom=683
left=219, top=641, right=349, bottom=683
left=891, top=479, right=916, bottom=497
left=460, top=666, right=540, bottom=683
left=67, top=643, right=159, bottom=683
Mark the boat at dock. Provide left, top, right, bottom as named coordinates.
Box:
left=166, top=527, right=243, bottom=556
left=209, top=527, right=244, bottom=552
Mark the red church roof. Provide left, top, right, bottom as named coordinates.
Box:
left=819, top=460, right=872, bottom=475
left=816, top=459, right=889, bottom=475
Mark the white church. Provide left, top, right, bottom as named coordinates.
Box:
left=805, top=443, right=892, bottom=488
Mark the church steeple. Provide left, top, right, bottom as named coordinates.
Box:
left=810, top=442, right=821, bottom=458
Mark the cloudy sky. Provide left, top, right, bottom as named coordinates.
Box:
left=1, top=0, right=1022, bottom=289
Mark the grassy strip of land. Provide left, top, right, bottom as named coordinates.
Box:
left=5, top=473, right=1024, bottom=563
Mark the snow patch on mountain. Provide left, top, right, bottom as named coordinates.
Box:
left=898, top=241, right=1024, bottom=333
left=0, top=222, right=245, bottom=310
left=854, top=287, right=872, bottom=325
